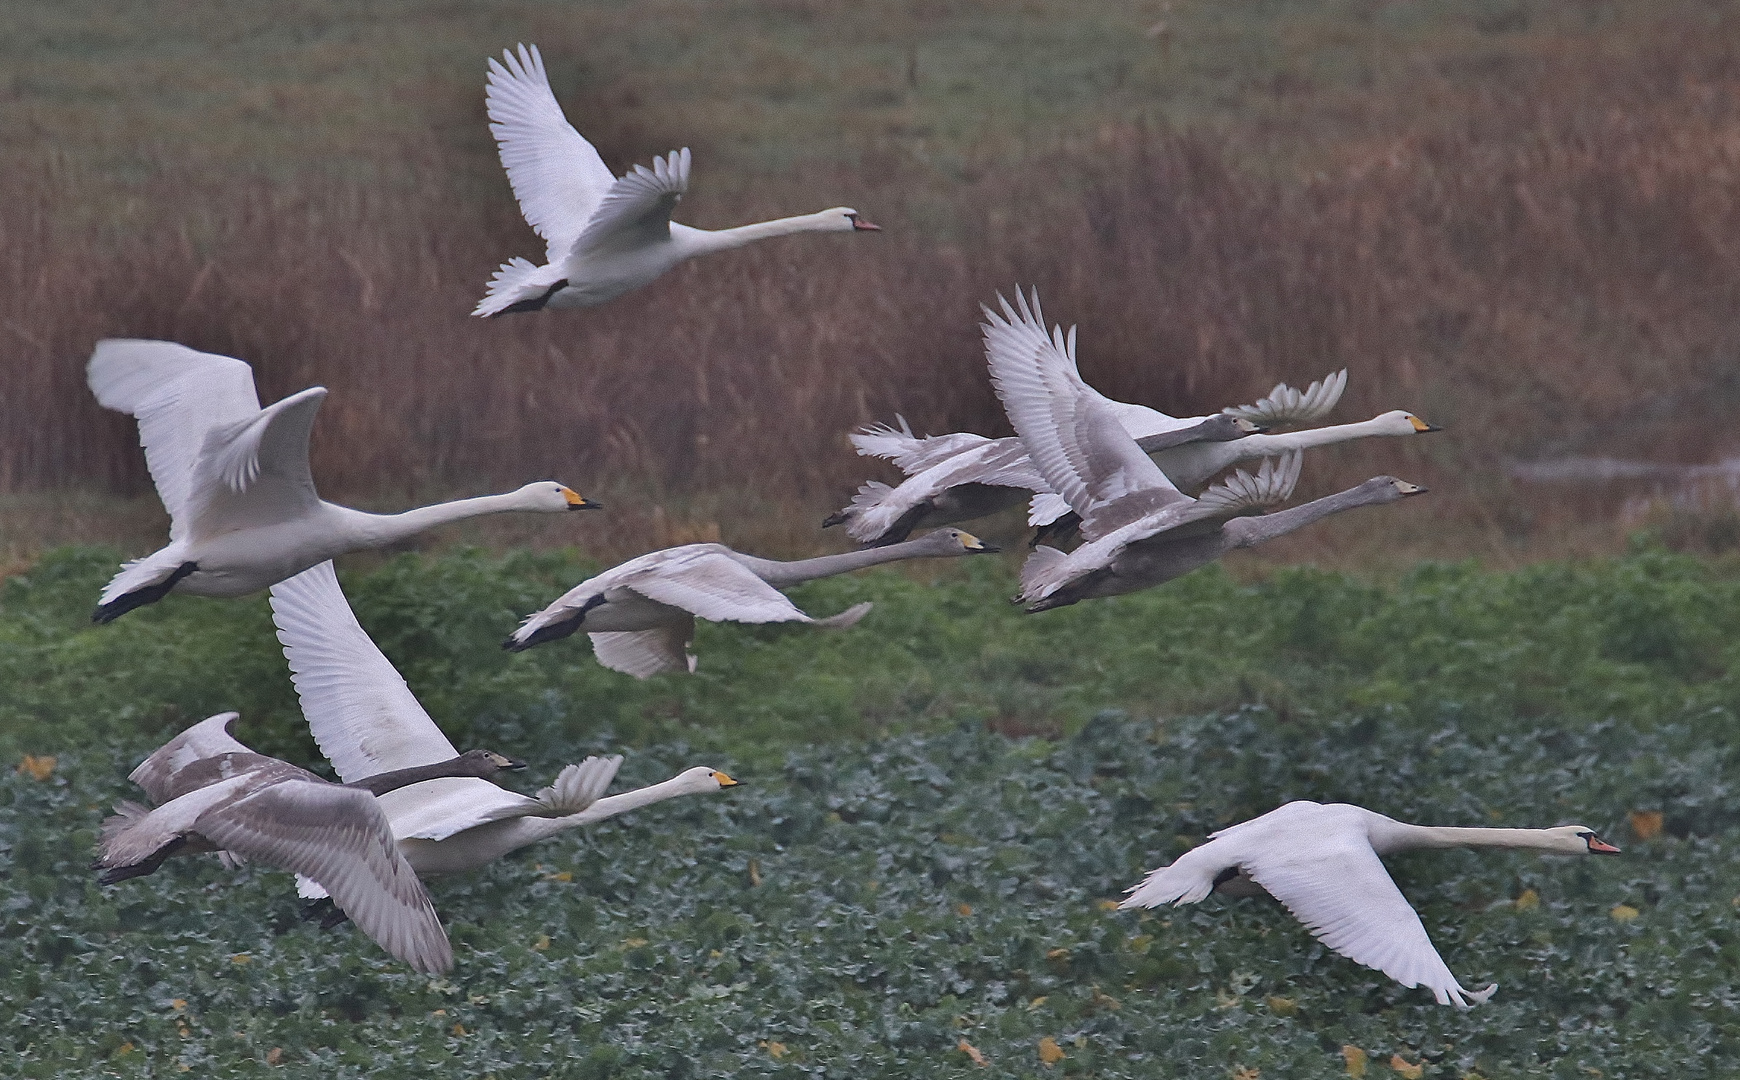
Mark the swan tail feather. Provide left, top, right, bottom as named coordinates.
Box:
left=473, top=257, right=565, bottom=318
left=812, top=601, right=873, bottom=629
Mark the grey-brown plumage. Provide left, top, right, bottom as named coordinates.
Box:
left=97, top=712, right=523, bottom=974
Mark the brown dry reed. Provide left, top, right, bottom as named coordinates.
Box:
left=5, top=31, right=1740, bottom=559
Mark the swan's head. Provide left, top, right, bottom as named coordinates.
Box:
left=669, top=766, right=742, bottom=793
left=455, top=749, right=528, bottom=777
left=820, top=208, right=880, bottom=232
left=1548, top=825, right=1622, bottom=855
left=1363, top=476, right=1428, bottom=500
left=515, top=482, right=603, bottom=512
left=1200, top=415, right=1265, bottom=442
left=1372, top=410, right=1441, bottom=435
left=924, top=527, right=999, bottom=555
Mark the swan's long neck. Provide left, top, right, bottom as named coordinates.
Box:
left=507, top=774, right=705, bottom=846
left=686, top=212, right=846, bottom=254
left=1382, top=824, right=1579, bottom=854
left=346, top=757, right=491, bottom=796
left=733, top=538, right=950, bottom=588
left=348, top=492, right=531, bottom=546
left=1222, top=481, right=1400, bottom=550
left=1240, top=416, right=1410, bottom=454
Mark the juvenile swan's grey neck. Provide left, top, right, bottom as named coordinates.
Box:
left=1223, top=479, right=1406, bottom=551
left=731, top=536, right=957, bottom=588
left=346, top=755, right=497, bottom=797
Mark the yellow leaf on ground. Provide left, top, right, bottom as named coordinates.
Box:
left=749, top=859, right=762, bottom=887
left=1629, top=810, right=1663, bottom=840
left=1026, top=996, right=1047, bottom=1011
left=1342, top=1045, right=1369, bottom=1077
left=16, top=755, right=54, bottom=781
left=452, top=1022, right=466, bottom=1036
left=1266, top=995, right=1297, bottom=1016
left=1389, top=1054, right=1424, bottom=1078
left=171, top=998, right=186, bottom=1011
left=230, top=953, right=251, bottom=965
left=957, top=903, right=973, bottom=916
left=1097, top=898, right=1121, bottom=910
left=114, top=1042, right=135, bottom=1057
left=545, top=870, right=572, bottom=883
left=1045, top=947, right=1069, bottom=960
left=958, top=1039, right=988, bottom=1066
left=1038, top=1037, right=1065, bottom=1066
left=1611, top=904, right=1640, bottom=921
left=767, top=1041, right=786, bottom=1059
left=1514, top=888, right=1540, bottom=911
left=266, top=1047, right=283, bottom=1066
left=1232, top=1069, right=1260, bottom=1080
left=533, top=934, right=550, bottom=951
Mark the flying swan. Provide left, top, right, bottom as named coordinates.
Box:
left=97, top=711, right=527, bottom=973
left=268, top=562, right=739, bottom=892
left=982, top=289, right=1428, bottom=611
left=503, top=527, right=996, bottom=674
left=474, top=44, right=879, bottom=316
left=1119, top=800, right=1622, bottom=1007
left=86, top=339, right=599, bottom=622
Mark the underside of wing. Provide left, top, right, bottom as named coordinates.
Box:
left=1175, top=451, right=1302, bottom=526
left=183, top=387, right=326, bottom=537
left=1243, top=834, right=1479, bottom=1007
left=589, top=623, right=697, bottom=678
left=269, top=562, right=459, bottom=784
left=87, top=340, right=263, bottom=540
left=982, top=289, right=1183, bottom=522
left=127, top=712, right=251, bottom=805
left=198, top=782, right=452, bottom=974
left=375, top=777, right=543, bottom=841
left=1224, top=370, right=1348, bottom=428
left=622, top=548, right=811, bottom=624
left=570, top=149, right=690, bottom=258
left=850, top=417, right=991, bottom=475
left=486, top=43, right=617, bottom=262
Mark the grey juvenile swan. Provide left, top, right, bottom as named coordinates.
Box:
left=505, top=527, right=997, bottom=675
left=982, top=289, right=1428, bottom=611
left=96, top=711, right=525, bottom=973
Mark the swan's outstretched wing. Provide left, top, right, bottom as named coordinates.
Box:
left=87, top=340, right=262, bottom=540
left=269, top=562, right=459, bottom=783
left=1171, top=451, right=1302, bottom=527
left=183, top=386, right=327, bottom=537
left=375, top=777, right=543, bottom=841
left=570, top=149, right=690, bottom=257
left=127, top=712, right=250, bottom=804
left=1224, top=370, right=1347, bottom=428
left=621, top=547, right=814, bottom=624
left=1243, top=831, right=1487, bottom=1008
left=486, top=43, right=617, bottom=263
left=850, top=417, right=991, bottom=475
left=982, top=289, right=1183, bottom=525
left=196, top=781, right=452, bottom=974
left=589, top=623, right=697, bottom=678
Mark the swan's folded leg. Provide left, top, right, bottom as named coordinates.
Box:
left=93, top=559, right=199, bottom=624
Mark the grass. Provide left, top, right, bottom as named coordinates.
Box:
left=5, top=547, right=1740, bottom=1076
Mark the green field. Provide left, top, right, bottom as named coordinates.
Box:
left=5, top=548, right=1740, bottom=1077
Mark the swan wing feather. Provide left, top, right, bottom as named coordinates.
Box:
left=589, top=623, right=697, bottom=678
left=621, top=547, right=812, bottom=624
left=570, top=148, right=691, bottom=257
left=374, top=777, right=543, bottom=841
left=197, top=781, right=452, bottom=974
left=982, top=289, right=1182, bottom=522
left=486, top=43, right=617, bottom=262
left=182, top=386, right=327, bottom=537
left=1224, top=369, right=1348, bottom=427
left=270, top=562, right=459, bottom=783
left=851, top=417, right=991, bottom=475
left=127, top=711, right=250, bottom=805
left=1175, top=450, right=1303, bottom=525
left=87, top=340, right=263, bottom=540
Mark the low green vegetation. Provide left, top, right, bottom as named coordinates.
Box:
left=3, top=547, right=1740, bottom=1076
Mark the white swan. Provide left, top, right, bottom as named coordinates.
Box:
left=982, top=290, right=1428, bottom=610
left=1120, top=800, right=1622, bottom=1007
left=504, top=527, right=996, bottom=674
left=268, top=563, right=738, bottom=889
left=474, top=44, right=879, bottom=316
left=97, top=711, right=526, bottom=974
left=87, top=339, right=599, bottom=621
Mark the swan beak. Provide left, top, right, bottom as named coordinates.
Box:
left=1587, top=836, right=1622, bottom=855
left=711, top=771, right=741, bottom=788
left=1409, top=416, right=1442, bottom=433
left=850, top=215, right=881, bottom=232
left=504, top=756, right=529, bottom=771
left=960, top=531, right=999, bottom=553
left=562, top=488, right=603, bottom=510
left=821, top=511, right=846, bottom=528
left=1394, top=480, right=1428, bottom=496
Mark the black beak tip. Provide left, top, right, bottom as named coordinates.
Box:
left=977, top=544, right=1002, bottom=554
